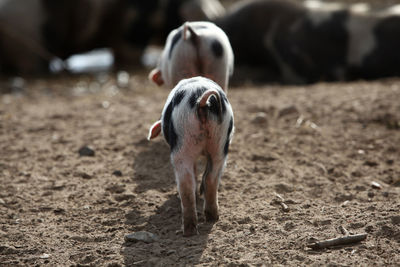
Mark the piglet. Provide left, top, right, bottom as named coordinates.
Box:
left=148, top=76, right=234, bottom=236
left=149, top=21, right=234, bottom=91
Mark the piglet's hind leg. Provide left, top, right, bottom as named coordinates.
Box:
left=203, top=155, right=225, bottom=222
left=173, top=158, right=198, bottom=236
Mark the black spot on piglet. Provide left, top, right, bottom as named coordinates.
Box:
left=211, top=40, right=223, bottom=58
left=168, top=122, right=178, bottom=152
left=169, top=30, right=182, bottom=59
left=163, top=102, right=173, bottom=144
left=163, top=90, right=186, bottom=151
left=163, top=102, right=179, bottom=152
left=172, top=90, right=186, bottom=107
left=224, top=117, right=233, bottom=155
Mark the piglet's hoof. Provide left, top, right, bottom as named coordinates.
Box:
left=205, top=209, right=219, bottom=223
left=183, top=224, right=199, bottom=237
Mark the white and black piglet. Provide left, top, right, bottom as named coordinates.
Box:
left=148, top=76, right=234, bottom=236
left=149, top=21, right=234, bottom=91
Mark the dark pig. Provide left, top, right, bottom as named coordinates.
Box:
left=216, top=0, right=400, bottom=83
left=0, top=0, right=226, bottom=74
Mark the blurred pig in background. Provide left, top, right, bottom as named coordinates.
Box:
left=216, top=0, right=400, bottom=84
left=0, top=0, right=48, bottom=74
left=149, top=21, right=234, bottom=91
left=0, top=0, right=225, bottom=75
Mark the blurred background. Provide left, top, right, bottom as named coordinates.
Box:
left=1, top=2, right=400, bottom=266
left=1, top=0, right=400, bottom=86
left=0, top=0, right=227, bottom=76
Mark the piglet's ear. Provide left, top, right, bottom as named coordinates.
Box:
left=148, top=120, right=162, bottom=140
left=149, top=69, right=164, bottom=86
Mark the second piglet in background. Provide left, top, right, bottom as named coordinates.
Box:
left=148, top=77, right=234, bottom=236
left=149, top=21, right=234, bottom=91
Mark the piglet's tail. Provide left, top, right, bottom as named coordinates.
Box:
left=197, top=89, right=223, bottom=123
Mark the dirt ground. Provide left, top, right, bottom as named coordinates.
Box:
left=0, top=68, right=399, bottom=266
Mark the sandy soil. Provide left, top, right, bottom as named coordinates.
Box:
left=0, top=70, right=399, bottom=266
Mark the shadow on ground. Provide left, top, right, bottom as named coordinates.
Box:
left=125, top=139, right=215, bottom=266
left=123, top=193, right=215, bottom=266
left=131, top=139, right=175, bottom=193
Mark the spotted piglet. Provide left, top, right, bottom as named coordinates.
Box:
left=149, top=21, right=234, bottom=91
left=148, top=76, right=234, bottom=236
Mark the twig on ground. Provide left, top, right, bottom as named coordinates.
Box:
left=341, top=200, right=350, bottom=207
left=307, top=233, right=367, bottom=250
left=272, top=192, right=290, bottom=212
left=274, top=192, right=284, bottom=202
left=338, top=225, right=349, bottom=236
left=280, top=202, right=289, bottom=212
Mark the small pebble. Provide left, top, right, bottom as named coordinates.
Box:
left=112, top=170, right=123, bottom=177
left=364, top=161, right=378, bottom=167
left=53, top=208, right=65, bottom=214
left=341, top=200, right=350, bottom=207
left=78, top=172, right=92, bottom=179
left=370, top=181, right=382, bottom=189
left=166, top=250, right=176, bottom=256
left=40, top=253, right=50, bottom=259
left=278, top=105, right=299, bottom=117
left=125, top=231, right=159, bottom=243
left=252, top=112, right=268, bottom=124
left=386, top=159, right=394, bottom=165
left=78, top=146, right=95, bottom=157
left=102, top=101, right=110, bottom=109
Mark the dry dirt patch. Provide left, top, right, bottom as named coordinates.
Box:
left=0, top=74, right=399, bottom=266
